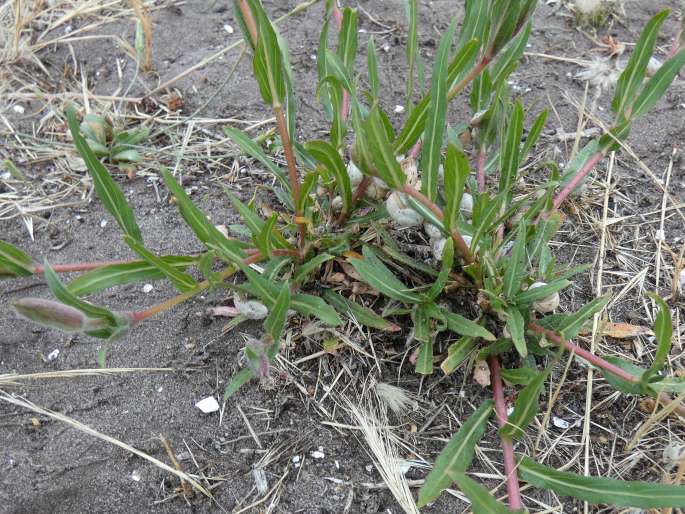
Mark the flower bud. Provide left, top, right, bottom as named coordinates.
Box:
left=331, top=196, right=343, bottom=212
left=234, top=295, right=269, bottom=320
left=346, top=161, right=363, bottom=187
left=386, top=191, right=422, bottom=227
left=365, top=177, right=389, bottom=200
left=460, top=193, right=473, bottom=215
left=12, top=298, right=107, bottom=333
left=530, top=282, right=560, bottom=313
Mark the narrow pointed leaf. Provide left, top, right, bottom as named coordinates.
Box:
left=305, top=140, right=352, bottom=214
left=365, top=106, right=406, bottom=189
left=503, top=220, right=527, bottom=299
left=643, top=293, right=673, bottom=383
left=442, top=145, right=469, bottom=232
left=293, top=253, right=334, bottom=285
left=349, top=246, right=423, bottom=304
left=501, top=367, right=538, bottom=386
left=519, top=456, right=685, bottom=508
left=632, top=49, right=685, bottom=119
left=427, top=238, right=454, bottom=300
left=0, top=240, right=35, bottom=277
left=441, top=337, right=477, bottom=375
left=501, top=368, right=548, bottom=439
left=434, top=305, right=495, bottom=341
left=255, top=214, right=278, bottom=258
left=499, top=100, right=523, bottom=194
left=124, top=236, right=197, bottom=292
left=291, top=294, right=342, bottom=326
left=515, top=279, right=570, bottom=304
left=404, top=0, right=418, bottom=110
left=415, top=340, right=434, bottom=375
left=505, top=306, right=527, bottom=358
left=322, top=290, right=398, bottom=331
left=448, top=472, right=512, bottom=514
left=367, top=36, right=380, bottom=99
left=421, top=17, right=457, bottom=201
left=224, top=368, right=254, bottom=400
left=418, top=400, right=493, bottom=506
left=337, top=7, right=358, bottom=72
left=265, top=281, right=291, bottom=341
left=66, top=106, right=143, bottom=243
left=251, top=2, right=286, bottom=106
left=67, top=257, right=196, bottom=296
left=557, top=295, right=610, bottom=340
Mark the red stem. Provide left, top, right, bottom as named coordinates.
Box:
left=408, top=139, right=422, bottom=160
left=488, top=356, right=524, bottom=511
left=33, top=260, right=133, bottom=274
left=528, top=323, right=638, bottom=383
left=552, top=151, right=604, bottom=210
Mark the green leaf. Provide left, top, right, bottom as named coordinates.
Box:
left=515, top=279, right=570, bottom=304
left=66, top=106, right=143, bottom=243
left=421, top=17, right=457, bottom=201
left=67, top=257, right=196, bottom=296
left=394, top=39, right=480, bottom=154
left=404, top=0, right=418, bottom=110
left=518, top=455, right=685, bottom=508
left=501, top=367, right=538, bottom=386
left=364, top=105, right=406, bottom=189
left=223, top=126, right=290, bottom=194
left=255, top=214, right=278, bottom=258
left=293, top=253, right=334, bottom=285
left=432, top=304, right=495, bottom=341
left=124, top=236, right=197, bottom=292
left=251, top=2, right=286, bottom=106
left=643, top=293, right=673, bottom=383
left=601, top=356, right=648, bottom=394
left=367, top=36, right=380, bottom=99
left=336, top=7, right=358, bottom=73
left=613, top=9, right=670, bottom=117
left=322, top=290, right=398, bottom=331
left=442, top=145, right=469, bottom=232
left=520, top=109, right=548, bottom=162
left=503, top=220, right=527, bottom=299
left=417, top=400, right=493, bottom=507
left=349, top=246, right=423, bottom=304
left=448, top=472, right=512, bottom=514
left=322, top=49, right=355, bottom=94
left=632, top=49, right=685, bottom=119
left=505, top=306, right=527, bottom=358
left=415, top=340, right=434, bottom=375
left=161, top=167, right=246, bottom=264
left=291, top=293, right=342, bottom=326
left=499, top=100, right=523, bottom=195
left=0, top=240, right=35, bottom=277
left=557, top=295, right=610, bottom=340
left=527, top=212, right=562, bottom=264
left=265, top=281, right=290, bottom=341
left=224, top=368, right=254, bottom=400
left=501, top=368, right=548, bottom=439
left=296, top=171, right=318, bottom=214
left=440, top=337, right=477, bottom=375
left=305, top=140, right=352, bottom=214
left=491, top=21, right=532, bottom=85
left=427, top=238, right=454, bottom=300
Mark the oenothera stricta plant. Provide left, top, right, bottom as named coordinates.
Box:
left=4, top=0, right=685, bottom=509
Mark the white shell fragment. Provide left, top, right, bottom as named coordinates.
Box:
left=679, top=269, right=685, bottom=294
left=195, top=396, right=220, bottom=414
left=423, top=222, right=442, bottom=241
left=460, top=193, right=474, bottom=215
left=142, top=283, right=153, bottom=293
left=552, top=416, right=571, bottom=429
left=234, top=296, right=269, bottom=320
left=530, top=282, right=560, bottom=313
left=386, top=192, right=422, bottom=227
left=346, top=161, right=363, bottom=187
left=366, top=177, right=388, bottom=200
left=47, top=349, right=60, bottom=361
left=311, top=446, right=325, bottom=459
left=432, top=238, right=447, bottom=260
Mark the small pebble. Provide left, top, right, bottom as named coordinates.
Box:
left=142, top=284, right=153, bottom=293
left=100, top=219, right=107, bottom=228
left=47, top=349, right=59, bottom=361
left=195, top=396, right=220, bottom=414
left=394, top=105, right=405, bottom=114
left=552, top=416, right=570, bottom=429
left=130, top=470, right=141, bottom=482
left=223, top=24, right=234, bottom=34
left=13, top=105, right=25, bottom=114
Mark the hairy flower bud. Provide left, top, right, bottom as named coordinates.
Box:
left=234, top=295, right=269, bottom=320
left=386, top=192, right=422, bottom=228
left=530, top=282, right=560, bottom=313
left=12, top=298, right=107, bottom=333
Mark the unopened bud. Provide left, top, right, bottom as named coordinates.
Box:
left=530, top=282, right=560, bottom=313
left=386, top=192, right=422, bottom=227
left=12, top=298, right=107, bottom=333
left=234, top=295, right=269, bottom=320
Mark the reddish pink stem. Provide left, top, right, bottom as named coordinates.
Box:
left=34, top=260, right=133, bottom=274
left=488, top=356, right=524, bottom=511
left=408, top=139, right=422, bottom=160
left=528, top=323, right=638, bottom=383
left=552, top=151, right=604, bottom=210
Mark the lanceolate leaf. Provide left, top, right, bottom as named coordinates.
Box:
left=161, top=168, right=246, bottom=264
left=67, top=257, right=196, bottom=296
left=305, top=140, right=352, bottom=214
left=415, top=340, right=434, bottom=375
left=448, top=472, right=512, bottom=514
left=223, top=126, right=290, bottom=194
left=293, top=253, right=335, bottom=285
left=442, top=145, right=469, bottom=232
left=502, top=220, right=527, bottom=299
left=322, top=290, right=398, bottom=331
left=505, top=306, right=527, bottom=358
left=613, top=9, right=670, bottom=118
left=224, top=368, right=254, bottom=400
left=428, top=238, right=454, bottom=300
left=251, top=2, right=286, bottom=106
left=499, top=100, right=523, bottom=195
left=367, top=36, right=380, bottom=99
left=349, top=246, right=423, bottom=304
left=394, top=38, right=480, bottom=154
left=441, top=337, right=477, bottom=375
left=421, top=17, right=458, bottom=201
left=418, top=400, right=493, bottom=506
left=0, top=240, right=35, bottom=277
left=518, top=456, right=685, bottom=508
left=515, top=279, right=570, bottom=304
left=643, top=293, right=673, bottom=383
left=501, top=368, right=548, bottom=439
left=291, top=293, right=341, bottom=326
left=433, top=305, right=495, bottom=341
left=66, top=106, right=143, bottom=244
left=557, top=295, right=610, bottom=340
left=255, top=214, right=278, bottom=258
left=124, top=236, right=197, bottom=292
left=404, top=0, right=418, bottom=111
left=364, top=106, right=406, bottom=189
left=632, top=48, right=685, bottom=119
left=265, top=281, right=290, bottom=341
left=491, top=21, right=532, bottom=85
left=336, top=7, right=358, bottom=73
left=520, top=109, right=548, bottom=162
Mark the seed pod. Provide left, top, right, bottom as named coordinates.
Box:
left=530, top=282, right=560, bottom=313
left=346, top=161, right=363, bottom=187
left=365, top=177, right=389, bottom=200
left=234, top=295, right=269, bottom=320
left=386, top=191, right=422, bottom=227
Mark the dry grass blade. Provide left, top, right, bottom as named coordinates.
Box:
left=340, top=393, right=419, bottom=514
left=0, top=367, right=172, bottom=386
left=0, top=391, right=210, bottom=496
